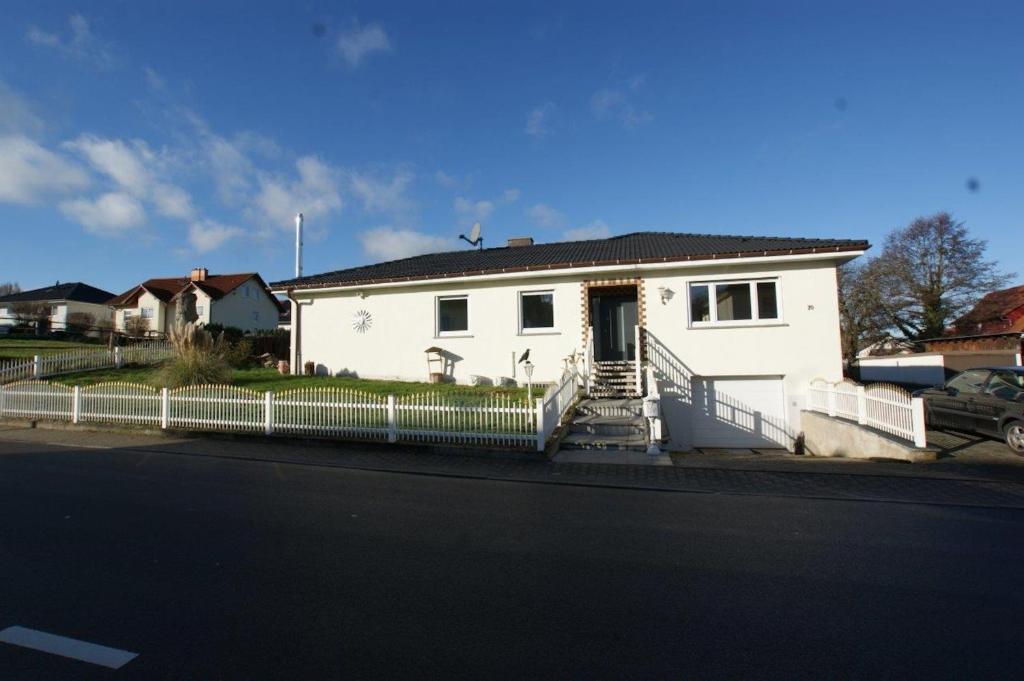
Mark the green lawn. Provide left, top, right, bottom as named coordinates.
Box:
left=0, top=338, right=104, bottom=361
left=51, top=364, right=530, bottom=401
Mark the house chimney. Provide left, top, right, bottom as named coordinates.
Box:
left=506, top=236, right=534, bottom=247
left=190, top=267, right=208, bottom=282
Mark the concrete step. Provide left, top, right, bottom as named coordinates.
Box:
left=560, top=432, right=648, bottom=452
left=569, top=414, right=646, bottom=436
left=576, top=398, right=644, bottom=417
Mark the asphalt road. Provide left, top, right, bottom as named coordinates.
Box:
left=0, top=439, right=1021, bottom=680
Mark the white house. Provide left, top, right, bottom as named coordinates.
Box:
left=271, top=232, right=868, bottom=451
left=108, top=269, right=282, bottom=335
left=0, top=282, right=115, bottom=334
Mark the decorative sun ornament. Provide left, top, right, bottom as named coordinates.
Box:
left=352, top=309, right=373, bottom=333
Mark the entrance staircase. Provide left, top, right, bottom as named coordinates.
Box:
left=559, top=398, right=648, bottom=452
left=588, top=360, right=639, bottom=398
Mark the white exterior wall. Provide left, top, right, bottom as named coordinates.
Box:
left=298, top=276, right=584, bottom=384
left=209, top=281, right=279, bottom=331
left=292, top=257, right=847, bottom=450
left=115, top=291, right=167, bottom=334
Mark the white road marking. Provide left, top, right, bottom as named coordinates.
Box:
left=0, top=626, right=138, bottom=669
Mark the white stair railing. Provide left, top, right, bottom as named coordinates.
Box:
left=633, top=324, right=642, bottom=396
left=585, top=325, right=595, bottom=394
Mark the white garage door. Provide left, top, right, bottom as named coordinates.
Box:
left=690, top=377, right=789, bottom=448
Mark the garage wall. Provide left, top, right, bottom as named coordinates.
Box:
left=643, top=260, right=846, bottom=451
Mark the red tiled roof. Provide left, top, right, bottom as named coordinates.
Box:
left=107, top=273, right=270, bottom=307
left=951, top=284, right=1024, bottom=335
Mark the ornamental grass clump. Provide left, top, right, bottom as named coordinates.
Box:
left=158, top=322, right=233, bottom=387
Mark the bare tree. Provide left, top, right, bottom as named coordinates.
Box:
left=869, top=213, right=1008, bottom=341
left=66, top=312, right=96, bottom=334
left=0, top=282, right=20, bottom=297
left=837, top=261, right=890, bottom=364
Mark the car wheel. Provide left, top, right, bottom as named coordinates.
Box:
left=1005, top=421, right=1024, bottom=455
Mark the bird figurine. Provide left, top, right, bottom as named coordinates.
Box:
left=517, top=349, right=531, bottom=364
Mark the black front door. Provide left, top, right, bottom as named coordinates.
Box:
left=589, top=289, right=638, bottom=362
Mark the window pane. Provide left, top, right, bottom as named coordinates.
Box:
left=946, top=369, right=990, bottom=395
left=716, top=284, right=752, bottom=321
left=757, top=282, right=778, bottom=319
left=438, top=297, right=468, bottom=333
left=690, top=285, right=710, bottom=323
left=986, top=371, right=1024, bottom=401
left=522, top=293, right=554, bottom=329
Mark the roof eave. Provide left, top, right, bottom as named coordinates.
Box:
left=271, top=245, right=868, bottom=294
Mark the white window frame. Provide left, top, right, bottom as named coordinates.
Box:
left=196, top=305, right=204, bottom=317
left=518, top=290, right=557, bottom=335
left=436, top=295, right=470, bottom=337
left=687, top=278, right=783, bottom=328
left=140, top=307, right=155, bottom=320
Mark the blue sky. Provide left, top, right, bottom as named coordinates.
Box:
left=1, top=0, right=1021, bottom=295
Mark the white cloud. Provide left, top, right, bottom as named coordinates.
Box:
left=526, top=102, right=555, bottom=138
left=254, top=155, right=342, bottom=229
left=60, top=192, right=145, bottom=235
left=454, top=196, right=495, bottom=226
left=527, top=203, right=565, bottom=228
left=63, top=134, right=195, bottom=220
left=0, top=80, right=43, bottom=135
left=564, top=220, right=611, bottom=241
left=590, top=75, right=653, bottom=129
left=336, top=22, right=392, bottom=68
left=26, top=14, right=114, bottom=68
left=350, top=169, right=415, bottom=220
left=64, top=135, right=152, bottom=195
left=502, top=188, right=521, bottom=204
left=0, top=135, right=90, bottom=204
left=143, top=66, right=165, bottom=91
left=152, top=183, right=194, bottom=219
left=189, top=219, right=244, bottom=253
left=435, top=170, right=460, bottom=189
left=359, top=226, right=449, bottom=260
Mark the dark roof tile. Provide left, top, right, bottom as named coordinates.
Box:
left=271, top=231, right=869, bottom=290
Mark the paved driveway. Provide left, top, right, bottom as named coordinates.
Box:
left=927, top=428, right=1022, bottom=464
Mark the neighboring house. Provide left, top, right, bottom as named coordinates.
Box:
left=107, top=268, right=282, bottom=335
left=278, top=306, right=291, bottom=332
left=271, top=231, right=868, bottom=451
left=947, top=284, right=1024, bottom=336
left=0, top=282, right=115, bottom=333
left=856, top=285, right=1024, bottom=385
left=855, top=338, right=915, bottom=359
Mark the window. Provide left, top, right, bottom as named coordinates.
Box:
left=196, top=305, right=204, bottom=316
left=437, top=296, right=469, bottom=335
left=123, top=310, right=134, bottom=319
left=987, top=371, right=1024, bottom=401
left=520, top=291, right=554, bottom=332
left=689, top=280, right=780, bottom=326
left=946, top=369, right=990, bottom=395
left=140, top=307, right=154, bottom=319
left=252, top=310, right=260, bottom=322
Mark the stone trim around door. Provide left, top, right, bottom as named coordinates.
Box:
left=580, top=277, right=646, bottom=361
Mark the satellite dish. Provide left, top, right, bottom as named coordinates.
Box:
left=459, top=222, right=484, bottom=250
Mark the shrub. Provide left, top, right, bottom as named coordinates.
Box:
left=157, top=322, right=233, bottom=387
left=202, top=323, right=245, bottom=344
left=224, top=339, right=255, bottom=369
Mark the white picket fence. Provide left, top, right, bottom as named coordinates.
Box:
left=0, top=372, right=584, bottom=450
left=808, top=378, right=927, bottom=447
left=0, top=341, right=173, bottom=385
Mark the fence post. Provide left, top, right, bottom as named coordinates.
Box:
left=535, top=397, right=546, bottom=452
left=827, top=383, right=836, bottom=417
left=72, top=386, right=81, bottom=424
left=33, top=355, right=42, bottom=379
left=114, top=346, right=124, bottom=369
left=0, top=384, right=6, bottom=418
left=911, top=397, right=927, bottom=448
left=264, top=391, right=274, bottom=435
left=387, top=395, right=397, bottom=443
left=856, top=385, right=867, bottom=425
left=160, top=387, right=170, bottom=429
